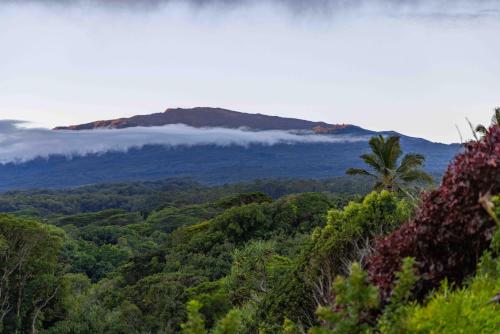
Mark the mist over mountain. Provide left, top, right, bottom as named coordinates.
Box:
left=0, top=109, right=459, bottom=191
left=0, top=117, right=368, bottom=164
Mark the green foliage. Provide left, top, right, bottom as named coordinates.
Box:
left=272, top=192, right=336, bottom=233
left=212, top=309, right=244, bottom=334
left=39, top=188, right=342, bottom=333
left=255, top=191, right=410, bottom=331
left=0, top=178, right=410, bottom=333
left=282, top=318, right=301, bottom=334
left=182, top=300, right=206, bottom=334
left=304, top=191, right=410, bottom=307
left=386, top=195, right=500, bottom=334
left=256, top=264, right=313, bottom=332
left=225, top=240, right=292, bottom=305
left=54, top=209, right=142, bottom=228
left=145, top=205, right=219, bottom=233
left=310, top=263, right=379, bottom=334
left=188, top=280, right=232, bottom=329
left=0, top=119, right=495, bottom=334
left=0, top=214, right=66, bottom=333
left=377, top=257, right=418, bottom=334
left=404, top=277, right=500, bottom=334
left=212, top=192, right=273, bottom=210
left=211, top=203, right=272, bottom=243
left=0, top=178, right=367, bottom=217
left=326, top=190, right=411, bottom=236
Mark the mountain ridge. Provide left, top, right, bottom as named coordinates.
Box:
left=0, top=107, right=460, bottom=192
left=54, top=107, right=365, bottom=134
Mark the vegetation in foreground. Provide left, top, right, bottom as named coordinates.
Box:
left=0, top=112, right=499, bottom=333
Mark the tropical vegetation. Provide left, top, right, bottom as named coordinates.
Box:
left=0, top=111, right=499, bottom=333
left=346, top=135, right=433, bottom=196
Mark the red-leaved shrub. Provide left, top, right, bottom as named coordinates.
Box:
left=367, top=125, right=500, bottom=300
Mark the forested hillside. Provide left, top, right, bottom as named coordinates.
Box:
left=0, top=119, right=499, bottom=334
left=0, top=137, right=457, bottom=192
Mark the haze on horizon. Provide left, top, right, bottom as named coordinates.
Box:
left=1, top=0, right=500, bottom=143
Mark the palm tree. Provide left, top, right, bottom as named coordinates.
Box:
left=346, top=135, right=433, bottom=195
left=476, top=107, right=500, bottom=135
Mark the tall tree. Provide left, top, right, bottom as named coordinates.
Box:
left=346, top=135, right=433, bottom=195
left=476, top=107, right=500, bottom=135
left=0, top=215, right=65, bottom=334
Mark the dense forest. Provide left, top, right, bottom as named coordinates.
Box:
left=1, top=113, right=499, bottom=333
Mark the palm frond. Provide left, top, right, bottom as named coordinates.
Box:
left=467, top=118, right=479, bottom=141
left=346, top=168, right=376, bottom=178
left=475, top=124, right=488, bottom=135
left=399, top=169, right=434, bottom=184
left=383, top=136, right=402, bottom=169
left=396, top=153, right=425, bottom=174
left=360, top=154, right=383, bottom=173
left=492, top=107, right=500, bottom=126
left=368, top=136, right=385, bottom=163
left=373, top=182, right=385, bottom=192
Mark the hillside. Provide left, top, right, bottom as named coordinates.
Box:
left=0, top=138, right=458, bottom=192
left=54, top=107, right=365, bottom=134
left=0, top=108, right=457, bottom=192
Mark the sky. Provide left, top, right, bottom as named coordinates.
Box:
left=1, top=0, right=499, bottom=143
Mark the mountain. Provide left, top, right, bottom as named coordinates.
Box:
left=0, top=140, right=458, bottom=192
left=0, top=108, right=460, bottom=192
left=54, top=107, right=364, bottom=134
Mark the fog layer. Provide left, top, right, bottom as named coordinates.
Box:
left=0, top=121, right=368, bottom=164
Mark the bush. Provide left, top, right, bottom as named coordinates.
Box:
left=225, top=240, right=292, bottom=306
left=210, top=203, right=272, bottom=243
left=181, top=300, right=206, bottom=334
left=404, top=277, right=500, bottom=334
left=404, top=198, right=500, bottom=334
left=255, top=191, right=409, bottom=330
left=368, top=126, right=500, bottom=300
left=309, top=262, right=380, bottom=334
left=305, top=191, right=411, bottom=306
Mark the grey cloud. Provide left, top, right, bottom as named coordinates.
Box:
left=0, top=120, right=368, bottom=164
left=3, top=0, right=500, bottom=18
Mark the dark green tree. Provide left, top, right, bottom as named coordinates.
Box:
left=346, top=135, right=433, bottom=196
left=0, top=214, right=65, bottom=333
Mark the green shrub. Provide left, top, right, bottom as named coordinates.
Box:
left=181, top=300, right=206, bottom=334
left=305, top=191, right=411, bottom=308
left=404, top=277, right=500, bottom=334
left=212, top=309, right=245, bottom=334
left=377, top=257, right=418, bottom=334
left=225, top=240, right=292, bottom=305
left=400, top=195, right=500, bottom=334
left=309, top=262, right=379, bottom=334
left=256, top=191, right=410, bottom=331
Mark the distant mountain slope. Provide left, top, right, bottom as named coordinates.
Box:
left=54, top=107, right=365, bottom=134
left=0, top=107, right=459, bottom=192
left=0, top=138, right=459, bottom=192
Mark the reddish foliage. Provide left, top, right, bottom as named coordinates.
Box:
left=367, top=126, right=500, bottom=300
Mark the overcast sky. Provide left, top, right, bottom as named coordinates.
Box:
left=1, top=0, right=499, bottom=143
